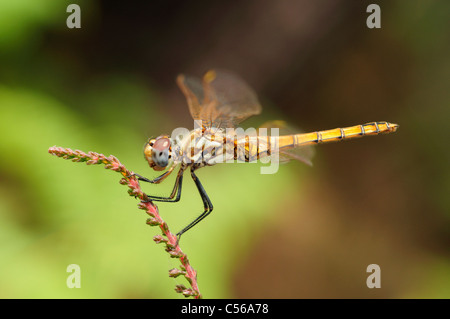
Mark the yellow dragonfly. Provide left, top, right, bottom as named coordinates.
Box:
left=135, top=70, right=398, bottom=241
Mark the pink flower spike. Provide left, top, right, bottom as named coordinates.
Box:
left=48, top=146, right=202, bottom=299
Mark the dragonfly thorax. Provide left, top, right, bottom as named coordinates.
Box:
left=174, top=127, right=235, bottom=167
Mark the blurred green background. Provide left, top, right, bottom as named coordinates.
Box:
left=0, top=0, right=449, bottom=298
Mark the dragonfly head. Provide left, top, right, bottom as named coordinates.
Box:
left=144, top=136, right=172, bottom=171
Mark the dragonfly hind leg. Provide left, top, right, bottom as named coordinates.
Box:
left=176, top=167, right=214, bottom=242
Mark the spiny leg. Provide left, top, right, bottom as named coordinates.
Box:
left=176, top=167, right=213, bottom=242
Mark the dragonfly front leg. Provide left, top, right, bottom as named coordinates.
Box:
left=141, top=168, right=184, bottom=203
left=131, top=168, right=173, bottom=184
left=176, top=167, right=214, bottom=241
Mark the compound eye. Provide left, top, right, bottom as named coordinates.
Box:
left=153, top=137, right=170, bottom=151
left=151, top=137, right=171, bottom=168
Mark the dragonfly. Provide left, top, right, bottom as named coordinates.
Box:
left=134, top=70, right=399, bottom=241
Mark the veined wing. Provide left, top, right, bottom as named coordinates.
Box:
left=259, top=120, right=315, bottom=166
left=176, top=70, right=262, bottom=128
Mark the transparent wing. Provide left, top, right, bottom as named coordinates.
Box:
left=176, top=73, right=204, bottom=122
left=259, top=120, right=315, bottom=166
left=176, top=70, right=262, bottom=128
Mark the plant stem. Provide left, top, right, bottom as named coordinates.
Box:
left=48, top=146, right=202, bottom=299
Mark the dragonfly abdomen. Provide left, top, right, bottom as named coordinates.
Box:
left=232, top=135, right=273, bottom=163
left=285, top=121, right=399, bottom=148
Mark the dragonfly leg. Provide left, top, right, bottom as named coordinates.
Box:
left=144, top=169, right=184, bottom=203
left=131, top=170, right=172, bottom=184
left=176, top=167, right=213, bottom=242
